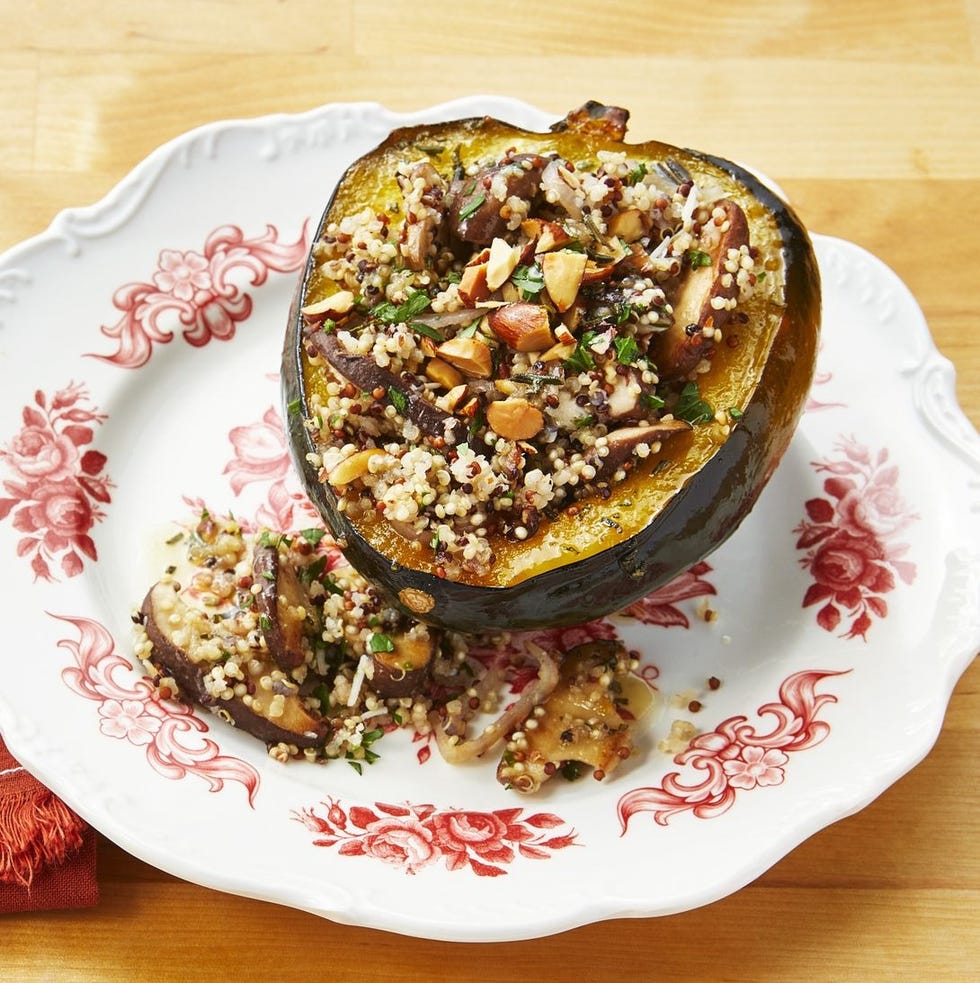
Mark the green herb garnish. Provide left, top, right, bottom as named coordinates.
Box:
left=728, top=406, right=744, bottom=420
left=388, top=386, right=408, bottom=415
left=368, top=632, right=395, bottom=654
left=641, top=392, right=665, bottom=411
left=511, top=263, right=546, bottom=299
left=687, top=249, right=712, bottom=269
left=613, top=335, right=640, bottom=365
left=299, top=528, right=327, bottom=546
left=675, top=382, right=715, bottom=425
left=373, top=289, right=432, bottom=325
left=564, top=330, right=598, bottom=373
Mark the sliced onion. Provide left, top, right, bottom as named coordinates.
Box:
left=429, top=641, right=560, bottom=764
left=540, top=158, right=584, bottom=221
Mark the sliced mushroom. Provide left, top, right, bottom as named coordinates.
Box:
left=252, top=544, right=316, bottom=671
left=308, top=329, right=464, bottom=446
left=447, top=154, right=545, bottom=245
left=657, top=199, right=749, bottom=379
left=368, top=626, right=435, bottom=698
left=587, top=420, right=691, bottom=475
left=496, top=640, right=636, bottom=793
left=141, top=582, right=329, bottom=749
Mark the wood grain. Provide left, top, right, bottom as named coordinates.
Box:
left=0, top=2, right=976, bottom=979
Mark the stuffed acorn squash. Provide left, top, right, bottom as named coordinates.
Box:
left=282, top=102, right=820, bottom=631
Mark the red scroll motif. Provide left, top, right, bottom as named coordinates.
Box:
left=90, top=223, right=309, bottom=368
left=55, top=615, right=259, bottom=804
left=617, top=670, right=846, bottom=829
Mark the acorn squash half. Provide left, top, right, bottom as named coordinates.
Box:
left=282, top=102, right=820, bottom=632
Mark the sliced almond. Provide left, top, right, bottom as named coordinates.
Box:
left=436, top=336, right=493, bottom=378
left=486, top=237, right=521, bottom=291
left=301, top=290, right=355, bottom=320
left=486, top=398, right=545, bottom=440
left=542, top=249, right=587, bottom=313
left=425, top=357, right=465, bottom=390
left=328, top=448, right=386, bottom=487
left=488, top=303, right=554, bottom=352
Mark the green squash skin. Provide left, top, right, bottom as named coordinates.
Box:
left=281, top=118, right=820, bottom=632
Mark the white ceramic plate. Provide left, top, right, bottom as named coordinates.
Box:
left=0, top=98, right=977, bottom=942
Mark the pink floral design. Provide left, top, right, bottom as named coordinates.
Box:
left=795, top=437, right=917, bottom=638
left=617, top=670, right=846, bottom=829
left=90, top=223, right=309, bottom=368
left=56, top=614, right=260, bottom=803
left=621, top=561, right=717, bottom=628
left=223, top=404, right=319, bottom=531
left=0, top=383, right=112, bottom=581
left=294, top=799, right=576, bottom=877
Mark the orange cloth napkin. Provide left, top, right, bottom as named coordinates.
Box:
left=0, top=733, right=98, bottom=913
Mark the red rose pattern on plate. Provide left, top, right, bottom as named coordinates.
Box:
left=795, top=436, right=917, bottom=638
left=0, top=383, right=112, bottom=581
left=293, top=799, right=577, bottom=877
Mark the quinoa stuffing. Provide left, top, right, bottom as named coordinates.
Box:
left=135, top=510, right=648, bottom=792
left=300, top=136, right=764, bottom=582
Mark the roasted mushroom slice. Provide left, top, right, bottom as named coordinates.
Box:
left=141, top=581, right=329, bottom=749
left=496, top=640, right=642, bottom=793
left=367, top=624, right=436, bottom=698
left=309, top=328, right=465, bottom=445
left=657, top=199, right=750, bottom=380
left=252, top=543, right=317, bottom=670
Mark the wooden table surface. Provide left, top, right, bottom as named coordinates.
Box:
left=1, top=2, right=977, bottom=979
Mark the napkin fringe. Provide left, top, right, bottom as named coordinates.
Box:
left=0, top=785, right=86, bottom=889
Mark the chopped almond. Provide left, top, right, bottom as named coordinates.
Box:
left=486, top=398, right=545, bottom=440
left=327, top=448, right=386, bottom=487
left=488, top=303, right=554, bottom=352
left=436, top=336, right=493, bottom=378
left=425, top=357, right=465, bottom=390
left=486, top=237, right=521, bottom=291
left=436, top=384, right=468, bottom=413
left=542, top=249, right=587, bottom=312
left=301, top=290, right=355, bottom=319
left=527, top=219, right=575, bottom=254
left=458, top=248, right=491, bottom=305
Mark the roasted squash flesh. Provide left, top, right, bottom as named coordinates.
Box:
left=283, top=103, right=820, bottom=630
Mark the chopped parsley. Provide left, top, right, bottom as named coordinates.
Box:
left=728, top=406, right=744, bottom=420
left=613, top=334, right=640, bottom=365
left=388, top=386, right=408, bottom=415
left=687, top=249, right=713, bottom=269
left=368, top=632, right=395, bottom=654
left=564, top=331, right=598, bottom=373
left=641, top=392, right=665, bottom=412
left=408, top=320, right=442, bottom=341
left=373, top=289, right=432, bottom=325
left=299, top=528, right=327, bottom=546
left=675, top=382, right=715, bottom=425
left=511, top=263, right=546, bottom=299
left=626, top=161, right=648, bottom=185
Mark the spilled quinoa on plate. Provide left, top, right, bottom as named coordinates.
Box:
left=135, top=510, right=650, bottom=793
